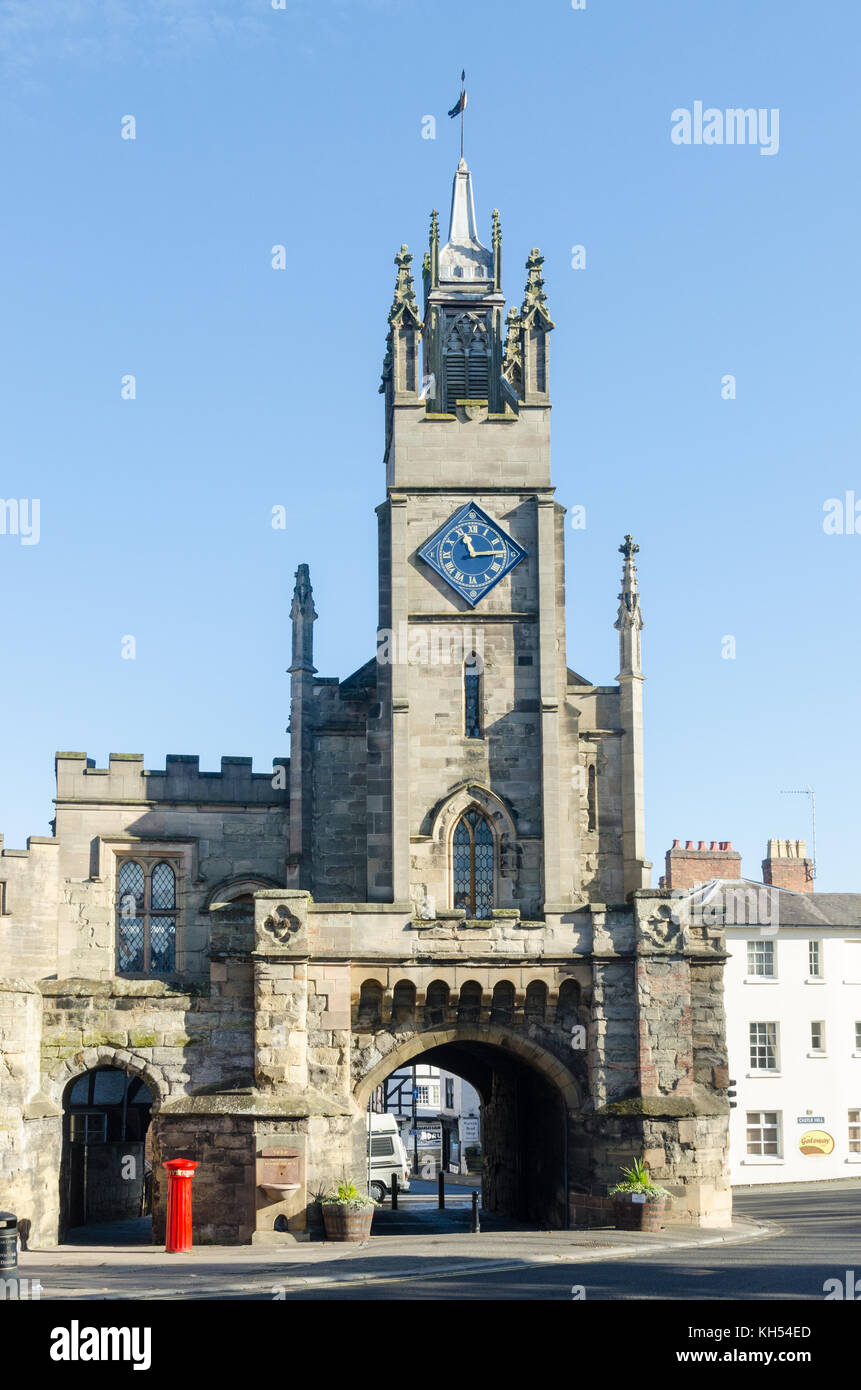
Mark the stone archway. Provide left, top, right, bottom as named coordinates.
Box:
left=355, top=1024, right=580, bottom=1228
left=44, top=1046, right=168, bottom=1113
left=54, top=1055, right=165, bottom=1240
left=355, top=1023, right=581, bottom=1110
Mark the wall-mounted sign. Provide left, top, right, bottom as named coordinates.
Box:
left=416, top=1124, right=442, bottom=1149
left=796, top=1116, right=825, bottom=1125
left=798, top=1129, right=834, bottom=1156
left=460, top=1117, right=480, bottom=1143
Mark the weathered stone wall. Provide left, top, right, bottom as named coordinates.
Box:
left=310, top=723, right=369, bottom=902
left=40, top=968, right=254, bottom=1102
left=0, top=838, right=60, bottom=979
left=0, top=980, right=62, bottom=1249
left=0, top=753, right=289, bottom=987
left=152, top=1113, right=256, bottom=1246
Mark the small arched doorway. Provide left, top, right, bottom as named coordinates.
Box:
left=60, top=1066, right=153, bottom=1235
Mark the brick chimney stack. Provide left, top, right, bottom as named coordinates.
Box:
left=762, top=839, right=814, bottom=893
left=660, top=839, right=742, bottom=890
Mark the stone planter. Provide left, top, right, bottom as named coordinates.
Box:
left=612, top=1194, right=667, bottom=1233
left=321, top=1203, right=375, bottom=1242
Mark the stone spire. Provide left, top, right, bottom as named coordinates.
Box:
left=492, top=208, right=502, bottom=291
left=290, top=563, right=317, bottom=674
left=519, top=248, right=555, bottom=331
left=516, top=248, right=554, bottom=404
left=288, top=563, right=317, bottom=887
left=387, top=245, right=423, bottom=332
left=614, top=535, right=649, bottom=895
left=438, top=158, right=493, bottom=282
left=502, top=306, right=522, bottom=393
left=448, top=157, right=480, bottom=244
left=614, top=535, right=644, bottom=678
left=423, top=209, right=440, bottom=293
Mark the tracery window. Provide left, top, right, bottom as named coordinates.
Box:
left=452, top=810, right=494, bottom=918
left=117, top=859, right=177, bottom=974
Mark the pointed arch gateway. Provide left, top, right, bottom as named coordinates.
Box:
left=355, top=1025, right=581, bottom=1229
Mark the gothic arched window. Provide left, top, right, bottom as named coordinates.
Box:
left=452, top=810, right=494, bottom=918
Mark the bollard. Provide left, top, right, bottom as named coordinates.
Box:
left=0, top=1213, right=18, bottom=1299
left=163, top=1158, right=198, bottom=1253
left=470, top=1189, right=480, bottom=1233
left=438, top=1171, right=445, bottom=1209
left=391, top=1172, right=399, bottom=1210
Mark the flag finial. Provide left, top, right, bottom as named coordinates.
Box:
left=448, top=71, right=467, bottom=161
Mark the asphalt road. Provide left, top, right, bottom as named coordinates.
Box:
left=273, top=1183, right=861, bottom=1301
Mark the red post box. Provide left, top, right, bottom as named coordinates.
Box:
left=163, top=1158, right=198, bottom=1253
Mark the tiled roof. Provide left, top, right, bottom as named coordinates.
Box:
left=683, top=878, right=861, bottom=928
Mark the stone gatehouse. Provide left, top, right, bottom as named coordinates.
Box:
left=0, top=155, right=732, bottom=1246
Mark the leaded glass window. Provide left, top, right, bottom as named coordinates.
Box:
left=117, top=859, right=176, bottom=974
left=452, top=810, right=494, bottom=918
left=464, top=654, right=482, bottom=738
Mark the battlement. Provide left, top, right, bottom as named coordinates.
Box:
left=54, top=752, right=291, bottom=805
left=0, top=834, right=59, bottom=859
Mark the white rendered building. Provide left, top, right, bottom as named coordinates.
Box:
left=661, top=840, right=861, bottom=1186
left=725, top=913, right=861, bottom=1184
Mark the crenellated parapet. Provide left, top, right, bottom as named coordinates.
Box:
left=54, top=752, right=290, bottom=806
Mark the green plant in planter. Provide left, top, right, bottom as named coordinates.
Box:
left=321, top=1178, right=377, bottom=1209
left=609, top=1158, right=671, bottom=1202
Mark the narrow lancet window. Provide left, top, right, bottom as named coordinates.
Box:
left=587, top=763, right=597, bottom=832
left=452, top=810, right=494, bottom=918
left=464, top=653, right=482, bottom=738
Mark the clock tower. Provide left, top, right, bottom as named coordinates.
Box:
left=367, top=155, right=651, bottom=918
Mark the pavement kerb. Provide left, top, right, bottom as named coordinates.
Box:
left=31, top=1218, right=774, bottom=1300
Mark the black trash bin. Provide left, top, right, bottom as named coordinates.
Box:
left=0, top=1212, right=19, bottom=1300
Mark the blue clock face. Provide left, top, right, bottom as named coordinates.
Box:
left=417, top=501, right=527, bottom=607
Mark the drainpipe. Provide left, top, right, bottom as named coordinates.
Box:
left=562, top=1099, right=570, bottom=1230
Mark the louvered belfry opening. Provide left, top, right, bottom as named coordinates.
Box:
left=444, top=313, right=490, bottom=410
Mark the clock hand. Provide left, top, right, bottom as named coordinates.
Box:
left=469, top=549, right=500, bottom=557
left=460, top=534, right=477, bottom=558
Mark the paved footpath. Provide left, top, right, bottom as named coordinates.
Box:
left=16, top=1216, right=767, bottom=1301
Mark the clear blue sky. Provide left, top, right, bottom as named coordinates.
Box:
left=1, top=0, right=859, bottom=889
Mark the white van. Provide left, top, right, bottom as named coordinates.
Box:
left=367, top=1112, right=411, bottom=1202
